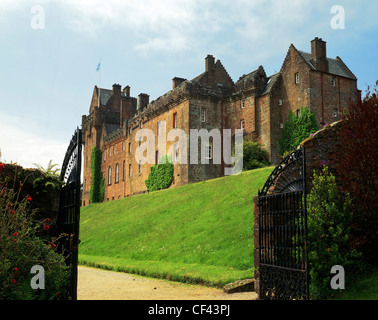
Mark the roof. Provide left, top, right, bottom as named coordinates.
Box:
left=259, top=73, right=281, bottom=96
left=98, top=88, right=127, bottom=106
left=104, top=123, right=120, bottom=136
left=298, top=51, right=356, bottom=80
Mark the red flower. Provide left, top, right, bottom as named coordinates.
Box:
left=0, top=163, right=4, bottom=172
left=11, top=279, right=16, bottom=284
left=12, top=232, right=19, bottom=236
left=48, top=242, right=56, bottom=249
left=43, top=224, right=50, bottom=231
left=13, top=267, right=19, bottom=274
left=26, top=196, right=32, bottom=202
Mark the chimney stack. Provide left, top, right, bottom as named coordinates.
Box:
left=205, top=54, right=215, bottom=72
left=112, top=83, right=121, bottom=95
left=172, top=77, right=186, bottom=90
left=123, top=85, right=130, bottom=97
left=138, top=93, right=149, bottom=110
left=310, top=37, right=329, bottom=73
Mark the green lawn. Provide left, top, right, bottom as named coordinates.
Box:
left=79, top=166, right=273, bottom=287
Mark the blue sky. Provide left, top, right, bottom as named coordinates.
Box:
left=0, top=0, right=377, bottom=169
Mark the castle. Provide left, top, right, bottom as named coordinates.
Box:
left=81, top=37, right=359, bottom=206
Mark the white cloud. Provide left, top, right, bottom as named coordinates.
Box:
left=0, top=112, right=67, bottom=170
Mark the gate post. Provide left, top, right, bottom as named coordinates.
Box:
left=253, top=195, right=260, bottom=298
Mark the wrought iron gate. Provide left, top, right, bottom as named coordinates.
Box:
left=57, top=128, right=82, bottom=300
left=257, top=146, right=309, bottom=300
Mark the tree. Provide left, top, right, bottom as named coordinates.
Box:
left=334, top=81, right=378, bottom=264
left=279, top=107, right=318, bottom=155
left=307, top=166, right=361, bottom=299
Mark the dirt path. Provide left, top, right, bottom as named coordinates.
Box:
left=77, top=266, right=257, bottom=300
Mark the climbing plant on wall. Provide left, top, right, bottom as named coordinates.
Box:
left=89, top=147, right=104, bottom=203
left=145, top=156, right=174, bottom=192
left=279, top=106, right=318, bottom=155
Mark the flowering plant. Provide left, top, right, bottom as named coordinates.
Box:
left=0, top=163, right=70, bottom=300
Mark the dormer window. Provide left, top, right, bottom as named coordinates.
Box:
left=241, top=100, right=245, bottom=109
left=295, top=73, right=300, bottom=84
left=331, top=76, right=336, bottom=86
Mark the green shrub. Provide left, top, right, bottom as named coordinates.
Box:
left=89, top=147, right=104, bottom=203
left=145, top=157, right=174, bottom=192
left=32, top=160, right=62, bottom=195
left=241, top=137, right=270, bottom=170
left=279, top=107, right=318, bottom=155
left=307, top=166, right=362, bottom=299
left=0, top=164, right=70, bottom=300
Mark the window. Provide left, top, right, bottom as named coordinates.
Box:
left=156, top=150, right=159, bottom=165
left=278, top=99, right=283, bottom=106
left=296, top=109, right=301, bottom=118
left=333, top=109, right=338, bottom=118
left=241, top=100, right=245, bottom=109
left=123, top=160, right=126, bottom=180
left=115, top=163, right=119, bottom=183
left=157, top=121, right=161, bottom=136
left=173, top=112, right=178, bottom=128
left=241, top=120, right=245, bottom=130
left=122, top=140, right=126, bottom=151
left=108, top=166, right=112, bottom=185
left=138, top=160, right=141, bottom=174
left=139, top=136, right=142, bottom=147
left=129, top=164, right=132, bottom=177
left=108, top=148, right=111, bottom=157
left=104, top=149, right=106, bottom=161
left=331, top=76, right=336, bottom=86
left=173, top=144, right=179, bottom=162
left=205, top=142, right=212, bottom=160
left=280, top=123, right=284, bottom=129
left=113, top=145, right=116, bottom=155
left=201, top=108, right=206, bottom=123
left=128, top=142, right=131, bottom=154
left=295, top=73, right=299, bottom=84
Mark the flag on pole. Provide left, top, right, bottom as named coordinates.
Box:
left=96, top=61, right=101, bottom=71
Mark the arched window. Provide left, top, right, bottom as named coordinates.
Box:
left=115, top=163, right=119, bottom=183
left=108, top=166, right=112, bottom=185
left=123, top=160, right=126, bottom=180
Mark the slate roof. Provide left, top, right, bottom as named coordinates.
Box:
left=105, top=123, right=120, bottom=135
left=259, top=73, right=281, bottom=96
left=98, top=88, right=127, bottom=106
left=298, top=51, right=356, bottom=80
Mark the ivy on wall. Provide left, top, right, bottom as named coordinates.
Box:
left=279, top=106, right=318, bottom=155
left=89, top=147, right=104, bottom=203
left=145, top=157, right=174, bottom=192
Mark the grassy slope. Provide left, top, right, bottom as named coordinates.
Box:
left=79, top=166, right=273, bottom=287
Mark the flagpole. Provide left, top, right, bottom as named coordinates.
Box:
left=98, top=58, right=101, bottom=108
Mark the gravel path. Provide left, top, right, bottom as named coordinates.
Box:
left=77, top=266, right=257, bottom=300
